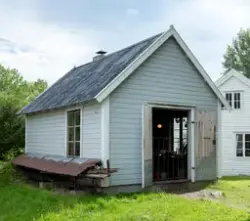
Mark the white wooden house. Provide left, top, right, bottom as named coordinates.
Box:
left=216, top=69, right=250, bottom=176
left=15, top=26, right=228, bottom=192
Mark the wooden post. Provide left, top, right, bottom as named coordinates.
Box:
left=107, top=159, right=110, bottom=176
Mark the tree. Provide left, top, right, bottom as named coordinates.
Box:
left=0, top=105, right=25, bottom=159
left=0, top=64, right=48, bottom=159
left=223, top=28, right=250, bottom=78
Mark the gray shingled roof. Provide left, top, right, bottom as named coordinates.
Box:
left=20, top=33, right=162, bottom=114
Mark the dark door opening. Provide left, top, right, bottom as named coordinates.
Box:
left=152, top=108, right=188, bottom=181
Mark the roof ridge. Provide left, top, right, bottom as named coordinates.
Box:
left=75, top=32, right=163, bottom=69
left=98, top=32, right=163, bottom=59
left=20, top=30, right=162, bottom=114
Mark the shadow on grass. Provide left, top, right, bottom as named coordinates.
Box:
left=152, top=180, right=214, bottom=195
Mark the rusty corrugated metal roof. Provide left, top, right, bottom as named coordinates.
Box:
left=12, top=153, right=101, bottom=177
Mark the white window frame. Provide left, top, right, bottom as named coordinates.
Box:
left=235, top=132, right=250, bottom=157
left=224, top=91, right=243, bottom=110
left=65, top=106, right=82, bottom=157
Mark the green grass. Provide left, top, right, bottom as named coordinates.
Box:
left=0, top=163, right=250, bottom=221
left=209, top=176, right=250, bottom=209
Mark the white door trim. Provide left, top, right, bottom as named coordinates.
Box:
left=146, top=103, right=196, bottom=183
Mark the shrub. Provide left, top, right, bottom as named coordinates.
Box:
left=0, top=162, right=25, bottom=186
left=0, top=106, right=25, bottom=160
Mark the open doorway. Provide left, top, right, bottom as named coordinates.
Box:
left=152, top=108, right=189, bottom=182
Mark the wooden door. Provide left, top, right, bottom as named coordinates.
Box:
left=142, top=105, right=153, bottom=188
left=196, top=111, right=217, bottom=179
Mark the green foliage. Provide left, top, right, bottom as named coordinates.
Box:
left=223, top=28, right=250, bottom=77
left=0, top=162, right=24, bottom=186
left=0, top=105, right=25, bottom=159
left=0, top=64, right=48, bottom=159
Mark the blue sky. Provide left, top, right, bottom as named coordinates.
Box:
left=0, top=0, right=249, bottom=84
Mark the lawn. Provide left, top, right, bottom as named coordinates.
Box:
left=0, top=163, right=250, bottom=221
left=209, top=176, right=250, bottom=210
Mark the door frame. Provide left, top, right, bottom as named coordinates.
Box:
left=142, top=103, right=196, bottom=188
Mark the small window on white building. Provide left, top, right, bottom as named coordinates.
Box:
left=225, top=93, right=232, bottom=107
left=236, top=133, right=250, bottom=157
left=67, top=110, right=81, bottom=157
left=225, top=92, right=241, bottom=109
left=234, top=92, right=241, bottom=109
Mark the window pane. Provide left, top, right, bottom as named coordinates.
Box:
left=236, top=134, right=243, bottom=142
left=236, top=142, right=243, bottom=157
left=225, top=93, right=232, bottom=106
left=234, top=101, right=240, bottom=109
left=75, top=126, right=80, bottom=141
left=235, top=93, right=240, bottom=100
left=68, top=143, right=74, bottom=156
left=246, top=142, right=250, bottom=157
left=236, top=134, right=243, bottom=157
left=75, top=110, right=80, bottom=126
left=234, top=93, right=241, bottom=109
left=68, top=127, right=74, bottom=141
left=67, top=109, right=81, bottom=157
left=245, top=134, right=250, bottom=142
left=75, top=142, right=80, bottom=156
left=67, top=111, right=74, bottom=126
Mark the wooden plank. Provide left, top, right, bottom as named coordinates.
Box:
left=196, top=110, right=216, bottom=162
left=84, top=174, right=109, bottom=179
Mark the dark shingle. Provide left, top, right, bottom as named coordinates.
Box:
left=20, top=33, right=162, bottom=114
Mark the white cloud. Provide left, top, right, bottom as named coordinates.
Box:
left=0, top=6, right=98, bottom=84
left=163, top=0, right=250, bottom=80
left=126, top=8, right=139, bottom=16
left=0, top=0, right=249, bottom=84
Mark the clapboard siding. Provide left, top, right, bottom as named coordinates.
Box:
left=218, top=76, right=250, bottom=175
left=109, top=38, right=217, bottom=186
left=26, top=110, right=66, bottom=156
left=82, top=103, right=101, bottom=158
left=26, top=103, right=102, bottom=158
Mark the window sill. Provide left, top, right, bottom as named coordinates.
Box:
left=236, top=156, right=250, bottom=158
left=222, top=108, right=241, bottom=111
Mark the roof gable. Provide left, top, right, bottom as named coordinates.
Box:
left=20, top=26, right=229, bottom=114
left=95, top=26, right=229, bottom=108
left=215, top=69, right=250, bottom=89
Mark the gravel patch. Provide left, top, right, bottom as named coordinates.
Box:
left=182, top=189, right=224, bottom=200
